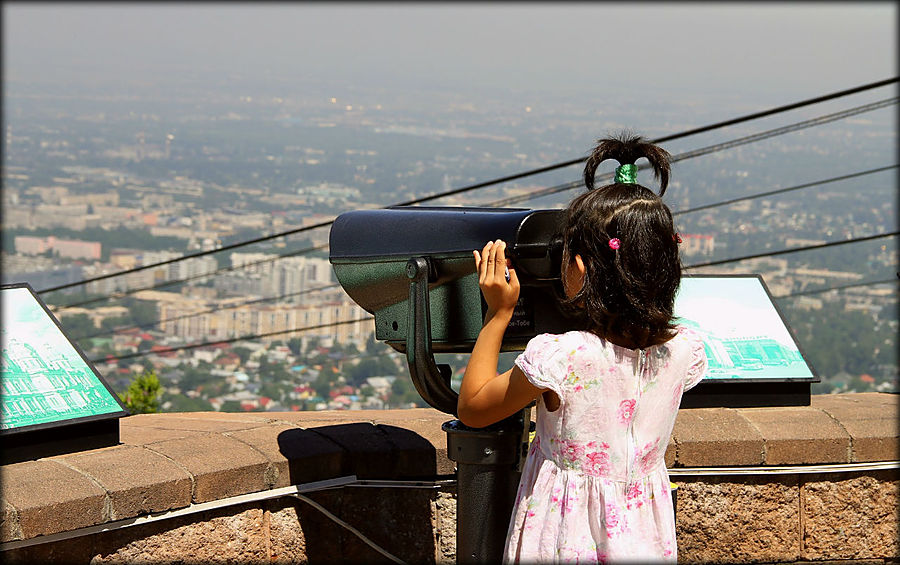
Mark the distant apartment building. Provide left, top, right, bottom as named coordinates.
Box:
left=167, top=255, right=219, bottom=284
left=59, top=191, right=119, bottom=207
left=680, top=233, right=715, bottom=256
left=0, top=264, right=84, bottom=293
left=216, top=255, right=334, bottom=304
left=14, top=236, right=102, bottom=261
left=85, top=250, right=214, bottom=295
left=158, top=298, right=372, bottom=348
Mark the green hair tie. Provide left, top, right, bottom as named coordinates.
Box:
left=614, top=164, right=638, bottom=184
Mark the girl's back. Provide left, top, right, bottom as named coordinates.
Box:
left=505, top=328, right=706, bottom=563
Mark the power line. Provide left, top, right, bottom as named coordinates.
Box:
left=55, top=244, right=328, bottom=310
left=92, top=316, right=374, bottom=363
left=38, top=219, right=335, bottom=295
left=96, top=274, right=900, bottom=364
left=684, top=231, right=898, bottom=270
left=95, top=238, right=898, bottom=361
left=774, top=277, right=898, bottom=299
left=77, top=165, right=900, bottom=341
left=395, top=76, right=899, bottom=207
left=50, top=95, right=900, bottom=308
left=488, top=96, right=898, bottom=207
left=673, top=165, right=898, bottom=216
left=56, top=158, right=897, bottom=314
left=71, top=283, right=342, bottom=341
left=36, top=77, right=898, bottom=295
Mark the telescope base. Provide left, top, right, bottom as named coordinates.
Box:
left=443, top=416, right=527, bottom=564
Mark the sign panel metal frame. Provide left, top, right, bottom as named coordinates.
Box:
left=1, top=282, right=129, bottom=463
left=677, top=274, right=819, bottom=407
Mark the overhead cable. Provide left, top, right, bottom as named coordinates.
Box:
left=674, top=165, right=898, bottom=216
left=684, top=231, right=898, bottom=270
left=774, top=277, right=898, bottom=299
left=72, top=283, right=342, bottom=341
left=36, top=78, right=898, bottom=295
left=55, top=244, right=328, bottom=310
left=489, top=97, right=898, bottom=207
left=91, top=316, right=373, bottom=363
left=395, top=76, right=898, bottom=207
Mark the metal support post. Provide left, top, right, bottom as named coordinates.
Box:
left=443, top=411, right=527, bottom=564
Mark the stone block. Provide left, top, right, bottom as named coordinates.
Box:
left=146, top=434, right=269, bottom=503
left=230, top=423, right=344, bottom=488
left=264, top=500, right=308, bottom=564
left=122, top=411, right=272, bottom=433
left=672, top=408, right=765, bottom=467
left=303, top=422, right=396, bottom=479
left=812, top=392, right=899, bottom=417
left=811, top=393, right=899, bottom=462
left=1, top=459, right=106, bottom=540
left=377, top=423, right=442, bottom=478
left=56, top=445, right=192, bottom=520
left=118, top=422, right=205, bottom=446
left=842, top=417, right=900, bottom=462
left=738, top=406, right=850, bottom=465
left=801, top=470, right=900, bottom=560
left=89, top=505, right=269, bottom=563
left=373, top=410, right=455, bottom=476
left=434, top=488, right=458, bottom=563
left=675, top=475, right=801, bottom=563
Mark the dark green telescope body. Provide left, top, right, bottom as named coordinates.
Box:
left=329, top=206, right=570, bottom=354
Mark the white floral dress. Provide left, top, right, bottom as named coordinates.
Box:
left=504, top=328, right=708, bottom=564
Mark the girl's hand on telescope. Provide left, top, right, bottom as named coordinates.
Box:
left=474, top=239, right=520, bottom=323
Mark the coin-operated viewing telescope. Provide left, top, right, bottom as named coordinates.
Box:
left=329, top=206, right=569, bottom=564
left=329, top=206, right=569, bottom=416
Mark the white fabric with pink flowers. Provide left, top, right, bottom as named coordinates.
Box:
left=505, top=328, right=707, bottom=564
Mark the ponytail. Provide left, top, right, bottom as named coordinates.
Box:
left=583, top=133, right=672, bottom=196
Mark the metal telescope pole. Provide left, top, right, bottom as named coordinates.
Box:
left=443, top=413, right=527, bottom=564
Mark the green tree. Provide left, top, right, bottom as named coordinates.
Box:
left=232, top=346, right=254, bottom=365
left=287, top=337, right=303, bottom=356
left=119, top=370, right=162, bottom=414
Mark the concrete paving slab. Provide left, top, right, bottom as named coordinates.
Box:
left=56, top=444, right=192, bottom=520
left=145, top=433, right=270, bottom=503
left=737, top=406, right=851, bottom=465
left=672, top=407, right=765, bottom=467
left=0, top=459, right=106, bottom=541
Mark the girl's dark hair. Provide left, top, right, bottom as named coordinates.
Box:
left=562, top=132, right=681, bottom=349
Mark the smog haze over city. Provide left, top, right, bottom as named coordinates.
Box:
left=2, top=3, right=898, bottom=413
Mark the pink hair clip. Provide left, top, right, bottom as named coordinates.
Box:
left=608, top=238, right=621, bottom=250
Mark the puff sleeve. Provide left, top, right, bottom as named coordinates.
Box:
left=514, top=333, right=568, bottom=398
left=679, top=327, right=709, bottom=392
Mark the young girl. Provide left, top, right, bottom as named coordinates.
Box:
left=458, top=133, right=708, bottom=563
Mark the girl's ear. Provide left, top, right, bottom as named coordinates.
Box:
left=564, top=253, right=587, bottom=298
left=573, top=254, right=586, bottom=278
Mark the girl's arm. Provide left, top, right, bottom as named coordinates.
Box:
left=457, top=240, right=544, bottom=428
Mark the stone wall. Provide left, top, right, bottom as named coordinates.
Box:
left=1, top=392, right=898, bottom=563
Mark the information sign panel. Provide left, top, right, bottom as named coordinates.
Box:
left=674, top=275, right=818, bottom=406
left=1, top=283, right=127, bottom=462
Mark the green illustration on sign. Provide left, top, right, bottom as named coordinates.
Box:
left=1, top=287, right=124, bottom=430
left=674, top=277, right=816, bottom=381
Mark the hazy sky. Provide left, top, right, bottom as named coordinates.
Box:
left=3, top=2, right=897, bottom=106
